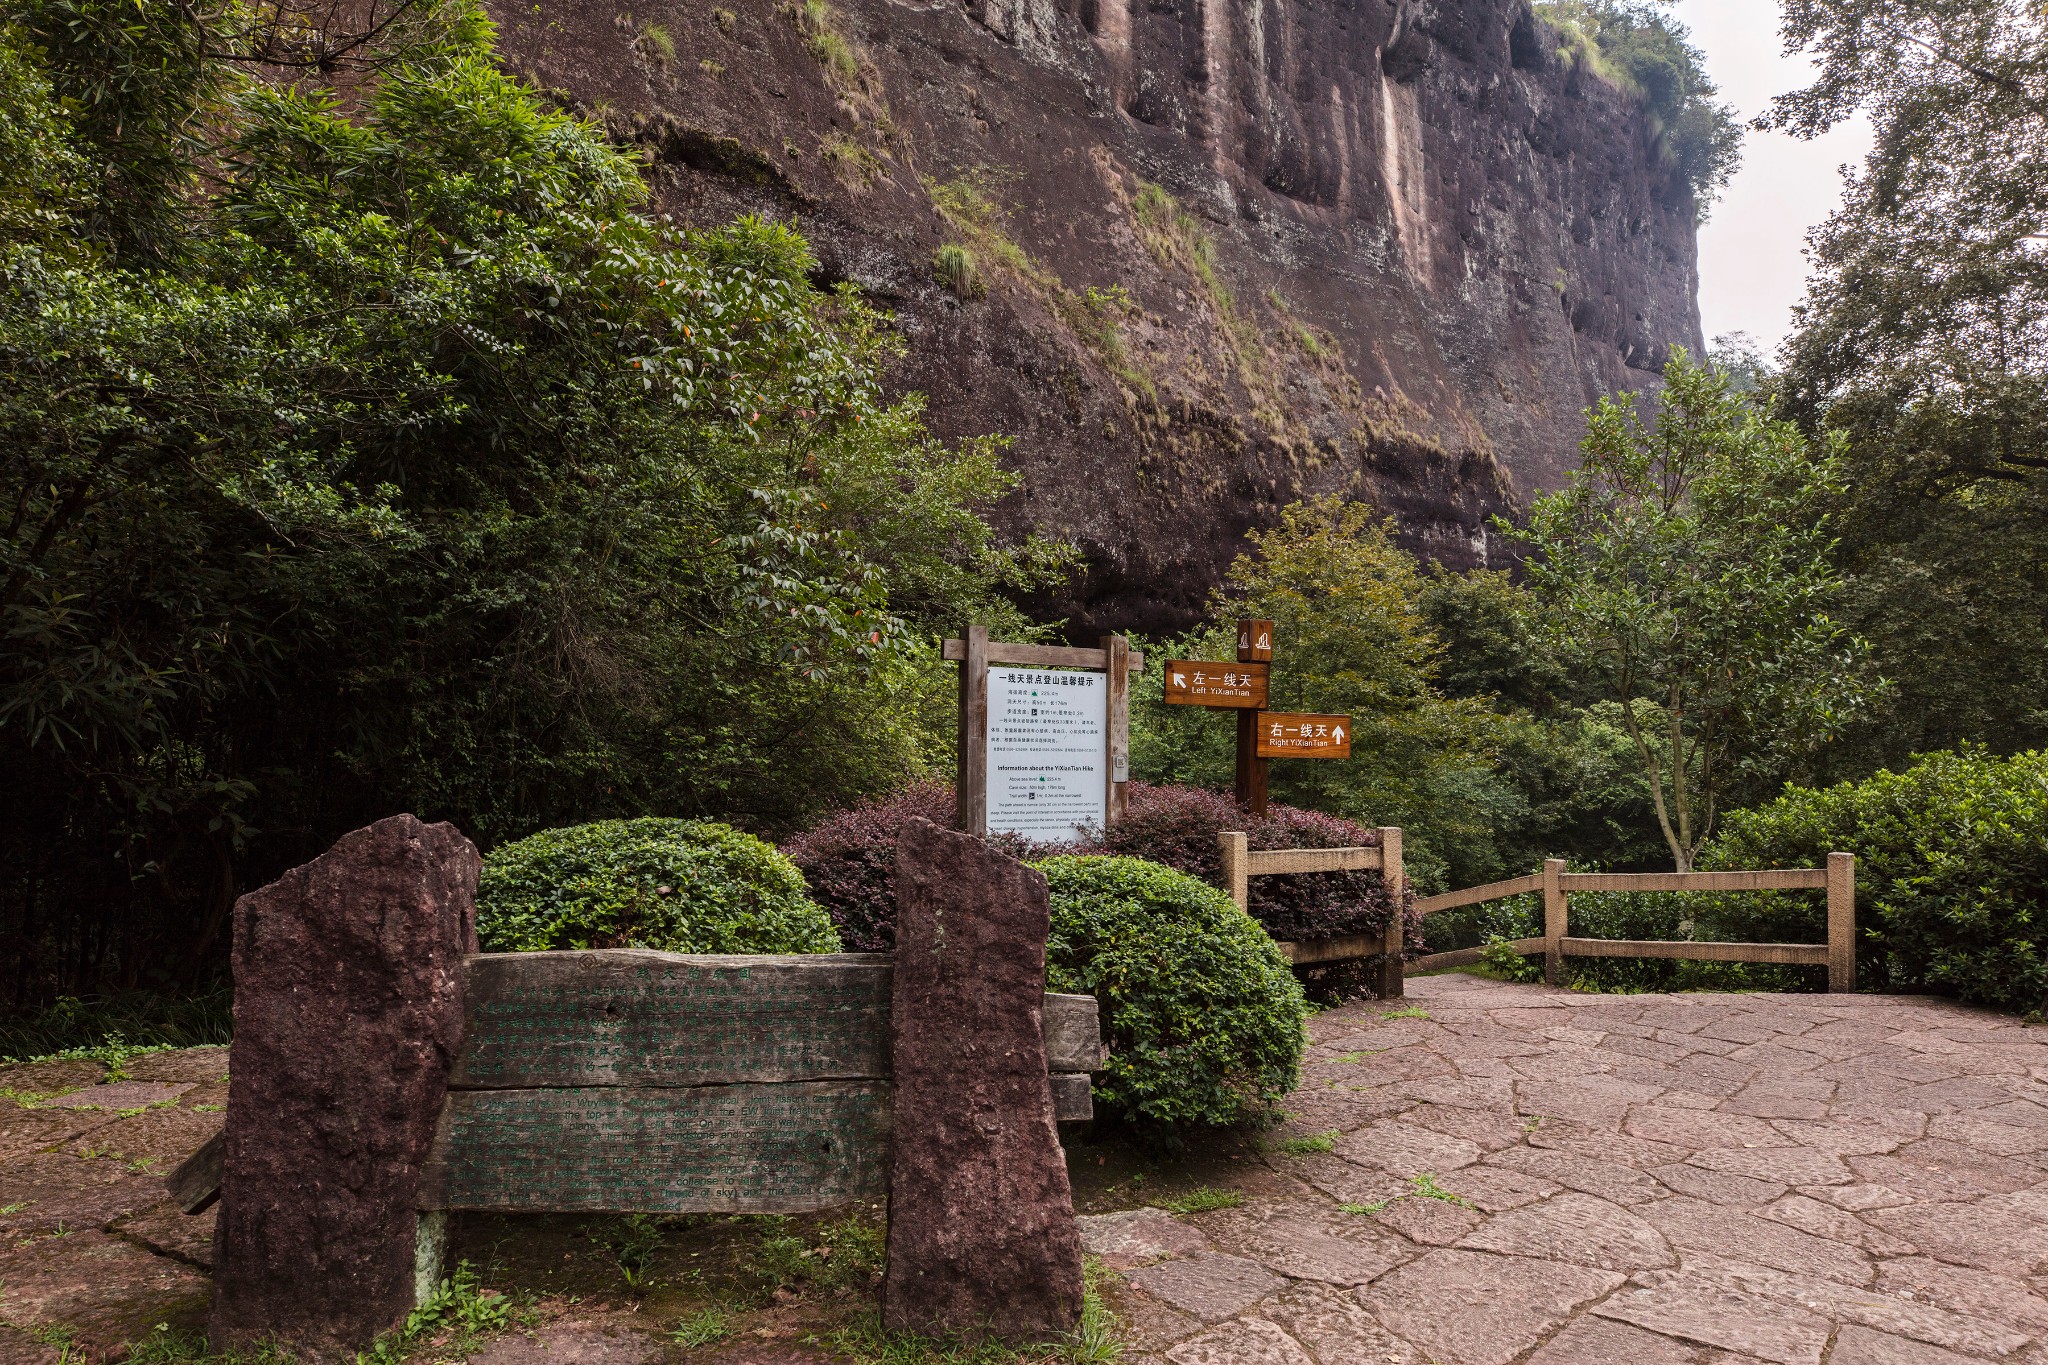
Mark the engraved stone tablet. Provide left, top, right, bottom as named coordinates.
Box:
left=422, top=1082, right=889, bottom=1213
left=455, top=951, right=892, bottom=1088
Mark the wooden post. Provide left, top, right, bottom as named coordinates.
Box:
left=1542, top=857, right=1567, bottom=987
left=1218, top=831, right=1249, bottom=911
left=1234, top=710, right=1269, bottom=816
left=1233, top=620, right=1271, bottom=816
left=955, top=624, right=989, bottom=835
left=1102, top=633, right=1130, bottom=825
left=1378, top=827, right=1405, bottom=1000
left=1826, top=851, right=1855, bottom=993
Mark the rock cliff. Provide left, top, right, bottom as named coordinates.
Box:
left=486, top=0, right=1703, bottom=632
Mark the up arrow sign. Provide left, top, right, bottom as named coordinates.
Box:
left=1332, top=725, right=1346, bottom=742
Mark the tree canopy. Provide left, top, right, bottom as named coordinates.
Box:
left=1771, top=0, right=2048, bottom=772
left=0, top=0, right=1051, bottom=1002
left=1511, top=353, right=1873, bottom=871
left=1535, top=0, right=1743, bottom=213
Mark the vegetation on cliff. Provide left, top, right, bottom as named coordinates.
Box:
left=1537, top=1, right=1743, bottom=211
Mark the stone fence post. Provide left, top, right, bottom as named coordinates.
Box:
left=209, top=814, right=479, bottom=1359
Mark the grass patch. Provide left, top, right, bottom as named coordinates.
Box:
left=1407, top=1172, right=1471, bottom=1207
left=1157, top=1187, right=1243, bottom=1215
left=738, top=1211, right=886, bottom=1305
left=0, top=987, right=232, bottom=1064
left=635, top=20, right=675, bottom=63
left=817, top=1258, right=1121, bottom=1365
left=123, top=1323, right=308, bottom=1364
left=1379, top=1006, right=1430, bottom=1020
left=933, top=244, right=983, bottom=299
left=591, top=1213, right=666, bottom=1289
left=1336, top=1197, right=1397, bottom=1216
left=786, top=0, right=861, bottom=91
left=359, top=1262, right=514, bottom=1365
left=671, top=1307, right=732, bottom=1348
left=820, top=132, right=888, bottom=189
left=1276, top=1130, right=1337, bottom=1156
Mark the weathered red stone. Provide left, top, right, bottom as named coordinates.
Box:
left=880, top=819, right=1084, bottom=1338
left=209, top=814, right=479, bottom=1359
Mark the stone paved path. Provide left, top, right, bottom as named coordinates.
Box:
left=1087, top=974, right=2048, bottom=1365
left=0, top=1048, right=224, bottom=1360
left=13, top=978, right=2048, bottom=1365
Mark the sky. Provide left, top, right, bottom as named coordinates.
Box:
left=1667, top=0, right=1876, bottom=357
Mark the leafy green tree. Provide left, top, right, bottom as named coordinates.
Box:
left=0, top=2, right=1053, bottom=1002
left=1130, top=498, right=1503, bottom=888
left=1418, top=567, right=1671, bottom=879
left=1511, top=353, right=1873, bottom=871
left=1770, top=0, right=2048, bottom=772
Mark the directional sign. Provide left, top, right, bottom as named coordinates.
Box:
left=1163, top=661, right=1269, bottom=709
left=1255, top=712, right=1352, bottom=759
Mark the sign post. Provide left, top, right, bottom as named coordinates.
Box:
left=1162, top=619, right=1351, bottom=817
left=944, top=629, right=1144, bottom=839
left=1235, top=619, right=1272, bottom=815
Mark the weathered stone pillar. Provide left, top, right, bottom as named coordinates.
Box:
left=210, top=815, right=479, bottom=1359
left=882, top=818, right=1084, bottom=1337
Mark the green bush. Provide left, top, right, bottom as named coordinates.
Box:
left=1036, top=855, right=1307, bottom=1137
left=1708, top=748, right=2048, bottom=1013
left=478, top=819, right=841, bottom=955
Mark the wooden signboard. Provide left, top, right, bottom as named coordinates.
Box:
left=945, top=627, right=1142, bottom=835
left=1256, top=712, right=1353, bottom=759
left=422, top=950, right=1105, bottom=1216
left=1163, top=660, right=1269, bottom=709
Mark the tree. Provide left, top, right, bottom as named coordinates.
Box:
left=1770, top=0, right=2048, bottom=772
left=1511, top=353, right=1873, bottom=871
left=0, top=1, right=1054, bottom=1003
left=1131, top=498, right=1503, bottom=888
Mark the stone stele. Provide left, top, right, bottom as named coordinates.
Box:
left=881, top=818, right=1085, bottom=1336
left=209, top=814, right=480, bottom=1359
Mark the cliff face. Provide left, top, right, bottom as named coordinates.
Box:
left=487, top=0, right=1703, bottom=632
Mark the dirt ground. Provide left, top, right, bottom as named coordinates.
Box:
left=9, top=973, right=2048, bottom=1365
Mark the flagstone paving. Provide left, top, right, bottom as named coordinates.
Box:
left=1088, top=974, right=2048, bottom=1365
left=12, top=977, right=2048, bottom=1364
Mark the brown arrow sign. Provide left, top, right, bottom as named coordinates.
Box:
left=1255, top=712, right=1352, bottom=759
left=1163, top=661, right=1269, bottom=709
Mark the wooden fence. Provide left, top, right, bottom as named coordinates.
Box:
left=1218, top=832, right=1858, bottom=994
left=1218, top=828, right=1407, bottom=998
left=1411, top=855, right=1858, bottom=991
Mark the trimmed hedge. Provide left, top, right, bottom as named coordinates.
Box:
left=783, top=780, right=1412, bottom=961
left=1707, top=748, right=2048, bottom=1013
left=1037, top=855, right=1308, bottom=1135
left=477, top=818, right=841, bottom=955
left=779, top=781, right=954, bottom=952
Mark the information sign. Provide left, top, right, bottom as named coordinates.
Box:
left=986, top=667, right=1107, bottom=840
left=1255, top=712, right=1353, bottom=759
left=1163, top=661, right=1269, bottom=709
